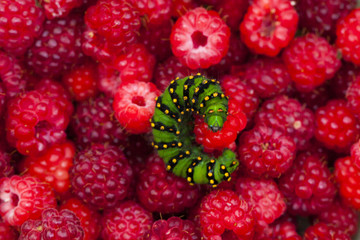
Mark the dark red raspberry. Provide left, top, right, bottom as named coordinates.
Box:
left=27, top=14, right=84, bottom=77
left=240, top=0, right=298, bottom=57
left=304, top=222, right=351, bottom=240
left=70, top=144, right=133, bottom=209
left=278, top=153, right=336, bottom=216
left=283, top=33, right=341, bottom=92
left=254, top=217, right=301, bottom=240
left=83, top=0, right=141, bottom=64
left=144, top=216, right=201, bottom=240
left=171, top=0, right=198, bottom=18
left=335, top=156, right=360, bottom=210
left=101, top=201, right=153, bottom=240
left=6, top=90, right=69, bottom=156
left=336, top=8, right=360, bottom=65
left=221, top=74, right=259, bottom=120
left=60, top=198, right=102, bottom=240
left=315, top=99, right=360, bottom=152
left=19, top=208, right=84, bottom=240
left=350, top=140, right=360, bottom=168
left=113, top=81, right=161, bottom=134
left=0, top=0, right=45, bottom=55
left=294, top=85, right=330, bottom=112
left=243, top=57, right=291, bottom=98
left=346, top=75, right=360, bottom=117
left=97, top=63, right=123, bottom=97
left=170, top=7, right=231, bottom=69
left=130, top=0, right=172, bottom=25
left=255, top=95, right=315, bottom=150
left=215, top=0, right=249, bottom=30
left=0, top=175, right=56, bottom=226
left=40, top=0, right=82, bottom=19
left=330, top=62, right=360, bottom=99
left=0, top=217, right=18, bottom=240
left=0, top=150, right=13, bottom=178
left=200, top=190, right=255, bottom=239
left=136, top=154, right=200, bottom=214
left=71, top=95, right=126, bottom=149
left=24, top=141, right=75, bottom=193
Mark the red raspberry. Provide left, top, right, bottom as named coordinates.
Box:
left=0, top=150, right=13, bottom=178
left=71, top=95, right=126, bottom=149
left=283, top=33, right=341, bottom=92
left=315, top=99, right=360, bottom=152
left=221, top=74, right=259, bottom=120
left=243, top=57, right=291, bottom=98
left=254, top=217, right=301, bottom=240
left=0, top=175, right=56, bottom=226
left=346, top=75, right=360, bottom=117
left=335, top=156, right=360, bottom=210
left=255, top=95, right=315, bottom=150
left=239, top=0, right=298, bottom=57
left=0, top=0, right=45, bottom=55
left=62, top=61, right=98, bottom=101
left=170, top=7, right=231, bottom=69
left=144, top=216, right=201, bottom=240
left=130, top=0, right=172, bottom=25
left=236, top=177, right=286, bottom=229
left=60, top=198, right=102, bottom=240
left=113, top=43, right=156, bottom=83
left=294, top=85, right=330, bottom=112
left=40, top=0, right=82, bottom=19
left=215, top=0, right=249, bottom=31
left=23, top=141, right=75, bottom=193
left=27, top=14, right=83, bottom=77
left=83, top=0, right=140, bottom=64
left=238, top=124, right=296, bottom=178
left=200, top=190, right=255, bottom=239
left=97, top=63, right=122, bottom=97
left=278, top=153, right=336, bottom=216
left=0, top=217, right=18, bottom=240
left=336, top=8, right=360, bottom=65
left=70, top=144, right=133, bottom=209
left=113, top=81, right=161, bottom=134
left=19, top=208, right=84, bottom=240
left=350, top=140, right=360, bottom=168
left=304, top=222, right=351, bottom=240
left=101, top=201, right=153, bottom=240
left=136, top=154, right=200, bottom=214
left=6, top=90, right=69, bottom=156
left=171, top=0, right=198, bottom=18
left=330, top=62, right=360, bottom=99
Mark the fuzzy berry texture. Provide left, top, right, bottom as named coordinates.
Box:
left=97, top=63, right=123, bottom=97
left=315, top=99, right=360, bottom=152
left=0, top=0, right=45, bottom=55
left=19, top=208, right=84, bottom=240
left=170, top=7, right=231, bottom=69
left=113, top=81, right=161, bottom=134
left=144, top=216, right=200, bottom=240
left=0, top=175, right=56, bottom=226
left=255, top=217, right=301, bottom=240
left=336, top=8, right=360, bottom=65
left=70, top=144, right=133, bottom=209
left=283, top=33, right=341, bottom=92
left=136, top=154, right=200, bottom=214
left=278, top=153, right=336, bottom=216
left=101, top=201, right=153, bottom=240
left=346, top=75, right=360, bottom=117
left=130, top=0, right=172, bottom=25
left=200, top=190, right=255, bottom=239
left=304, top=222, right=351, bottom=240
left=0, top=217, right=18, bottom=240
left=0, top=150, right=13, bottom=178
left=41, top=0, right=83, bottom=19
left=240, top=0, right=298, bottom=57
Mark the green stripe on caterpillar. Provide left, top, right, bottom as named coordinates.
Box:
left=151, top=73, right=239, bottom=187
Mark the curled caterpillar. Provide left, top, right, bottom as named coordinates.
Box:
left=151, top=73, right=239, bottom=187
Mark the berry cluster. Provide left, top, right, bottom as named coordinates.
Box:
left=0, top=0, right=359, bottom=239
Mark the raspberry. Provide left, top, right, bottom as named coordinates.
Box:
left=215, top=0, right=249, bottom=30
left=0, top=175, right=56, bottom=226
left=113, top=81, right=161, bottom=134
left=97, top=63, right=123, bottom=97
left=19, top=208, right=84, bottom=240
left=330, top=62, right=360, bottom=99
left=200, top=190, right=255, bottom=239
left=336, top=8, right=360, bottom=65
left=304, top=222, right=351, bottom=240
left=283, top=33, right=341, bottom=92
left=315, top=99, right=360, bottom=152
left=144, top=216, right=201, bottom=240
left=0, top=150, right=13, bottom=178
left=239, top=0, right=298, bottom=57
left=6, top=90, right=69, bottom=156
left=254, top=217, right=301, bottom=240
left=278, top=153, right=336, bottom=216
left=23, top=141, right=75, bottom=193
left=171, top=0, right=198, bottom=18
left=70, top=144, right=133, bottom=209
left=136, top=154, right=200, bottom=214
left=101, top=201, right=153, bottom=240
left=335, top=156, right=360, bottom=210
left=243, top=57, right=291, bottom=98
left=170, top=7, right=231, bottom=69
left=40, top=0, right=82, bottom=19
left=238, top=124, right=296, bottom=178
left=0, top=217, right=18, bottom=240
left=26, top=14, right=84, bottom=77
left=0, top=0, right=45, bottom=56
left=350, top=140, right=360, bottom=168
left=294, top=85, right=330, bottom=112
left=346, top=75, right=360, bottom=117
left=255, top=95, right=315, bottom=150
left=60, top=198, right=102, bottom=240
left=71, top=95, right=126, bottom=149
left=130, top=0, right=172, bottom=25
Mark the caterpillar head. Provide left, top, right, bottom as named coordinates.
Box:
left=205, top=104, right=227, bottom=132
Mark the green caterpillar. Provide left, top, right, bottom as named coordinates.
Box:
left=151, top=73, right=239, bottom=187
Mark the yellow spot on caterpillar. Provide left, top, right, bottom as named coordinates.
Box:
left=210, top=159, right=215, bottom=163
left=163, top=144, right=168, bottom=149
left=179, top=155, right=183, bottom=158
left=171, top=80, right=175, bottom=84
left=183, top=96, right=188, bottom=100
left=169, top=128, right=173, bottom=131
left=155, top=97, right=158, bottom=101
left=160, top=126, right=164, bottom=130
left=221, top=94, right=225, bottom=98
left=195, top=87, right=199, bottom=93
left=176, top=131, right=180, bottom=135
left=221, top=165, right=226, bottom=170
left=209, top=179, right=215, bottom=184
left=172, top=143, right=176, bottom=146
left=232, top=161, right=237, bottom=165
left=188, top=168, right=192, bottom=173
left=189, top=76, right=194, bottom=79
left=227, top=177, right=232, bottom=182
left=176, top=77, right=179, bottom=80
left=204, top=96, right=209, bottom=101
left=191, top=99, right=195, bottom=103
left=200, top=103, right=204, bottom=108
left=216, top=81, right=220, bottom=84
left=170, top=88, right=174, bottom=93
left=178, top=142, right=183, bottom=147
left=172, top=115, right=176, bottom=118
left=177, top=118, right=182, bottom=122
left=156, top=103, right=161, bottom=107
left=173, top=98, right=177, bottom=103
left=196, top=73, right=201, bottom=76
left=191, top=108, right=195, bottom=112
left=186, top=108, right=190, bottom=112
left=203, top=80, right=208, bottom=84
left=187, top=177, right=192, bottom=182
left=154, top=145, right=159, bottom=149
left=213, top=93, right=218, bottom=97
left=224, top=173, right=230, bottom=177
left=166, top=165, right=171, bottom=170
left=208, top=172, right=213, bottom=177
left=208, top=166, right=211, bottom=170
left=165, top=110, right=169, bottom=114
left=172, top=159, right=177, bottom=163
left=181, top=111, right=184, bottom=115
left=218, top=109, right=223, bottom=112
left=184, top=85, right=188, bottom=90
left=211, top=79, right=216, bottom=82
left=151, top=123, right=155, bottom=127
left=212, top=184, right=218, bottom=188
left=202, top=115, right=205, bottom=118
left=193, top=162, right=197, bottom=166
left=185, top=150, right=190, bottom=155
left=197, top=157, right=202, bottom=161
left=151, top=142, right=154, bottom=146
left=208, top=110, right=214, bottom=114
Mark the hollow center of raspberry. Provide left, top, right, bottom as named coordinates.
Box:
left=11, top=193, right=19, bottom=207
left=261, top=12, right=277, bottom=37
left=191, top=31, right=208, bottom=49
left=132, top=96, right=146, bottom=107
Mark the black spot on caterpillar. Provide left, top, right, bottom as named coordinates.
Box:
left=151, top=74, right=239, bottom=187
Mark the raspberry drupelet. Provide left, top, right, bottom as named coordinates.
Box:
left=0, top=217, right=18, bottom=240
left=130, top=0, right=172, bottom=26
left=40, top=0, right=82, bottom=19
left=304, top=222, right=351, bottom=240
